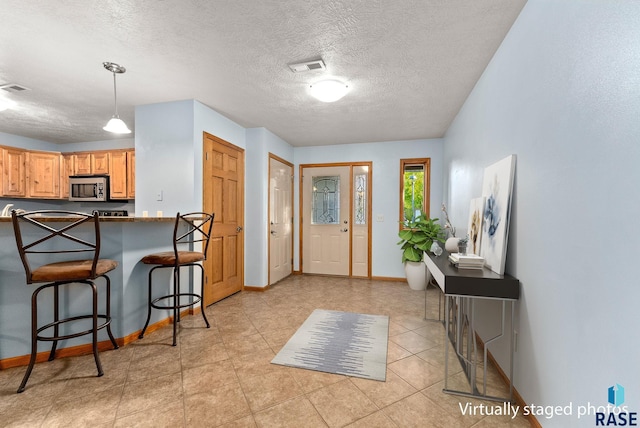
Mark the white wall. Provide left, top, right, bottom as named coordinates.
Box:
left=294, top=139, right=443, bottom=278
left=135, top=100, right=196, bottom=216
left=135, top=99, right=246, bottom=216
left=245, top=128, right=294, bottom=287
left=443, top=0, right=640, bottom=425
left=0, top=131, right=64, bottom=151
left=59, top=138, right=134, bottom=152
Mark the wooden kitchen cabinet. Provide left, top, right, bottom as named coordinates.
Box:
left=60, top=153, right=74, bottom=198
left=74, top=153, right=92, bottom=175
left=2, top=147, right=27, bottom=197
left=73, top=152, right=110, bottom=175
left=28, top=151, right=60, bottom=199
left=0, top=145, right=135, bottom=200
left=127, top=150, right=135, bottom=198
left=92, top=152, right=110, bottom=174
left=109, top=150, right=128, bottom=199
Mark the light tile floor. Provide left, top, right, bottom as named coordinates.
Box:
left=0, top=275, right=532, bottom=427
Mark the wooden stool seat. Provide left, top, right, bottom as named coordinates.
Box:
left=141, top=251, right=205, bottom=266
left=30, top=259, right=119, bottom=282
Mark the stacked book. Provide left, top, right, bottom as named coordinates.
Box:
left=449, top=253, right=485, bottom=270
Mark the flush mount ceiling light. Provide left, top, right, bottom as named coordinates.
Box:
left=103, top=61, right=131, bottom=134
left=309, top=79, right=349, bottom=102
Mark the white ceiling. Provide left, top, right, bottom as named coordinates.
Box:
left=0, top=0, right=526, bottom=147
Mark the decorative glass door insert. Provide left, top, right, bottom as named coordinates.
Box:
left=311, top=176, right=340, bottom=224
left=354, top=173, right=366, bottom=225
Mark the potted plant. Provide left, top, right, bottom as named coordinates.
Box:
left=397, top=214, right=445, bottom=290
left=457, top=235, right=469, bottom=255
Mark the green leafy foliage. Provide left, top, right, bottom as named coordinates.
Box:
left=397, top=215, right=445, bottom=263
left=402, top=171, right=424, bottom=223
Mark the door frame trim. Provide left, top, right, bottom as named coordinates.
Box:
left=299, top=161, right=373, bottom=277
left=268, top=153, right=294, bottom=285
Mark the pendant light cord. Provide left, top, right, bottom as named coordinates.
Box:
left=112, top=72, right=119, bottom=117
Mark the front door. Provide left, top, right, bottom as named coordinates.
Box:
left=203, top=132, right=244, bottom=305
left=302, top=165, right=351, bottom=275
left=269, top=155, right=293, bottom=285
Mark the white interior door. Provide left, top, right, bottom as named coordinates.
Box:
left=302, top=166, right=350, bottom=275
left=269, top=156, right=292, bottom=285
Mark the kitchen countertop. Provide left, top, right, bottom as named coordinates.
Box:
left=0, top=216, right=196, bottom=361
left=0, top=216, right=175, bottom=222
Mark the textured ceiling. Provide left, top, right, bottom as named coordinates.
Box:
left=0, top=0, right=526, bottom=146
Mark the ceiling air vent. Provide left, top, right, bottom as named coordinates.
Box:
left=288, top=59, right=326, bottom=73
left=0, top=83, right=31, bottom=93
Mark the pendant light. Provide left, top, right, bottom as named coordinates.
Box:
left=103, top=62, right=131, bottom=134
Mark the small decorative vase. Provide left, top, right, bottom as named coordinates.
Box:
left=445, top=237, right=459, bottom=253
left=430, top=241, right=443, bottom=256
left=458, top=244, right=467, bottom=256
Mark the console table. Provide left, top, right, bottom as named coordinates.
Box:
left=423, top=250, right=520, bottom=402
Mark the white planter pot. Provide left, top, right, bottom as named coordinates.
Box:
left=404, top=261, right=426, bottom=290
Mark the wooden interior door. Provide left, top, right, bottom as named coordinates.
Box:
left=269, top=155, right=293, bottom=285
left=203, top=132, right=244, bottom=305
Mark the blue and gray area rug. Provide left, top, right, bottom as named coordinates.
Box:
left=271, top=309, right=389, bottom=381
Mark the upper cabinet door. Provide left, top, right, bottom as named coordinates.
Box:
left=74, top=153, right=92, bottom=175
left=92, top=152, right=110, bottom=174
left=28, top=151, right=60, bottom=199
left=109, top=151, right=128, bottom=199
left=126, top=151, right=135, bottom=199
left=60, top=154, right=74, bottom=198
left=2, top=147, right=27, bottom=197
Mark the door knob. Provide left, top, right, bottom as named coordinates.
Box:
left=237, top=226, right=243, bottom=232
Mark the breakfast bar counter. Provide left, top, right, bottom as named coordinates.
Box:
left=0, top=216, right=199, bottom=363
left=0, top=216, right=175, bottom=223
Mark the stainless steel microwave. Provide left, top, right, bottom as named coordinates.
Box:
left=69, top=175, right=110, bottom=202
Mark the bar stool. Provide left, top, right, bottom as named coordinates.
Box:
left=138, top=212, right=214, bottom=346
left=11, top=210, right=119, bottom=393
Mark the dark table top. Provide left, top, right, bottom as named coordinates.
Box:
left=424, top=250, right=520, bottom=300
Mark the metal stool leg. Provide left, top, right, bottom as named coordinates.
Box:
left=48, top=284, right=59, bottom=361
left=102, top=275, right=119, bottom=349
left=172, top=267, right=179, bottom=346
left=197, top=264, right=210, bottom=328
left=18, top=286, right=43, bottom=393
left=89, top=281, right=104, bottom=377
left=138, top=267, right=158, bottom=339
